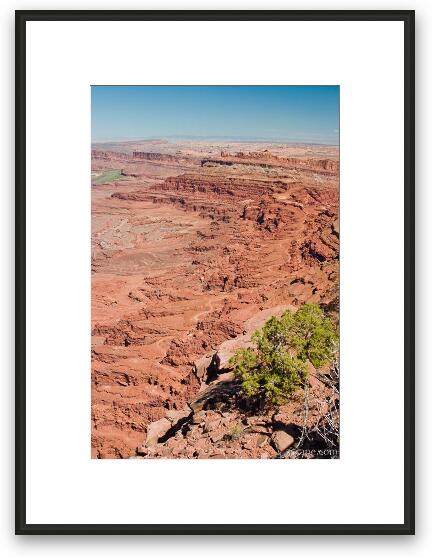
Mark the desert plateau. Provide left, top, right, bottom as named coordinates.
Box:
left=91, top=138, right=339, bottom=459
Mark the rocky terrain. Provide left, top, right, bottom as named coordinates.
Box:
left=91, top=140, right=339, bottom=459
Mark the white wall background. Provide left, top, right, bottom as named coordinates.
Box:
left=0, top=0, right=428, bottom=554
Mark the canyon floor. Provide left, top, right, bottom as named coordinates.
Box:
left=91, top=139, right=339, bottom=459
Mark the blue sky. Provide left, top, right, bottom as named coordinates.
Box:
left=91, top=86, right=339, bottom=144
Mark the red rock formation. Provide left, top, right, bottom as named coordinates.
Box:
left=91, top=143, right=339, bottom=459
left=91, top=149, right=130, bottom=161
left=209, top=151, right=340, bottom=174
left=133, top=151, right=179, bottom=162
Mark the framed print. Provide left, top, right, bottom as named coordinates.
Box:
left=15, top=10, right=415, bottom=534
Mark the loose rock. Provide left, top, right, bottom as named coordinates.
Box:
left=145, top=418, right=172, bottom=447
left=271, top=430, right=295, bottom=453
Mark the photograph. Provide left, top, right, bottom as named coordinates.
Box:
left=91, top=85, right=340, bottom=460
left=15, top=8, right=414, bottom=535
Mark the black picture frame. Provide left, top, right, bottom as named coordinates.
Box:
left=15, top=9, right=415, bottom=535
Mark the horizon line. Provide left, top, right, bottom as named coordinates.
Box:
left=91, top=135, right=339, bottom=147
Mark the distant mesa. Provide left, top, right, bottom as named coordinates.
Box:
left=199, top=150, right=339, bottom=174
left=132, top=151, right=178, bottom=162
left=91, top=149, right=129, bottom=160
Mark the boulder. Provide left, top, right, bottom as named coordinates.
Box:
left=211, top=350, right=231, bottom=373
left=193, top=354, right=213, bottom=382
left=170, top=439, right=188, bottom=456
left=187, top=427, right=202, bottom=441
left=250, top=425, right=270, bottom=434
left=144, top=417, right=172, bottom=447
left=194, top=438, right=210, bottom=451
left=257, top=434, right=269, bottom=448
left=165, top=407, right=192, bottom=424
left=209, top=428, right=226, bottom=443
left=203, top=417, right=222, bottom=433
left=241, top=435, right=257, bottom=451
left=191, top=410, right=206, bottom=425
left=271, top=431, right=295, bottom=453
